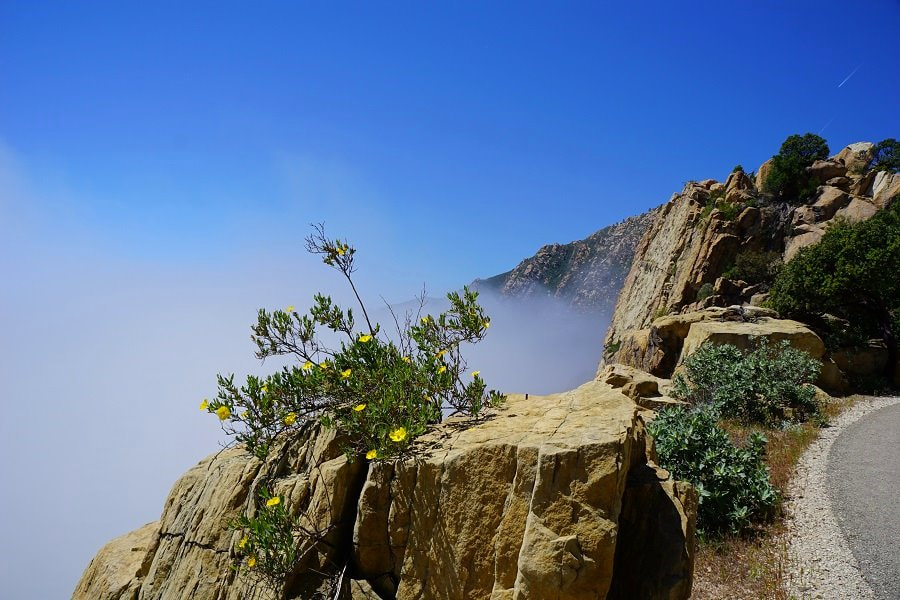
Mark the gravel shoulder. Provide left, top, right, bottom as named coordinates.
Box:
left=786, top=395, right=900, bottom=600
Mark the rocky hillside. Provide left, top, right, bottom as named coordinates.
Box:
left=74, top=384, right=696, bottom=600
left=604, top=142, right=899, bottom=350
left=602, top=141, right=899, bottom=390
left=473, top=210, right=658, bottom=314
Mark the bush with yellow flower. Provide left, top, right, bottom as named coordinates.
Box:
left=201, top=225, right=503, bottom=588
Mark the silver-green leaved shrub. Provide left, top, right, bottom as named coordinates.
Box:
left=671, top=338, right=821, bottom=427
left=199, top=226, right=504, bottom=589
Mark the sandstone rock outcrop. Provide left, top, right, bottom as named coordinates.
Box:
left=602, top=141, right=893, bottom=391
left=74, top=424, right=365, bottom=600
left=74, top=385, right=697, bottom=600
left=352, top=382, right=695, bottom=600
left=72, top=522, right=159, bottom=600
left=602, top=306, right=847, bottom=395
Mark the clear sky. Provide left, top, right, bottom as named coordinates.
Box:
left=1, top=1, right=898, bottom=597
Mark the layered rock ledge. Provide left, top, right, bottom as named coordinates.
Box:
left=73, top=382, right=696, bottom=600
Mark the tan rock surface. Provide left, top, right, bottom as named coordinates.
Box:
left=807, top=159, right=846, bottom=181
left=833, top=142, right=874, bottom=173
left=72, top=521, right=159, bottom=600
left=73, top=426, right=365, bottom=600
left=75, top=387, right=697, bottom=600
left=604, top=142, right=887, bottom=368
left=834, top=197, right=878, bottom=224
left=871, top=171, right=900, bottom=208
left=678, top=318, right=826, bottom=364
left=352, top=382, right=696, bottom=600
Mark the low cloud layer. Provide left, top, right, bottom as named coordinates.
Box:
left=0, top=148, right=609, bottom=598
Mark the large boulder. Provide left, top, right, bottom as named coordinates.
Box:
left=75, top=385, right=698, bottom=600
left=812, top=186, right=850, bottom=220
left=806, top=159, right=846, bottom=182
left=678, top=318, right=826, bottom=364
left=608, top=307, right=777, bottom=378
left=871, top=170, right=900, bottom=209
left=834, top=197, right=878, bottom=224
left=73, top=426, right=366, bottom=600
left=832, top=341, right=889, bottom=380
left=832, top=142, right=875, bottom=173
left=723, top=170, right=755, bottom=204
left=784, top=226, right=825, bottom=262
left=72, top=522, right=159, bottom=600
left=352, top=382, right=696, bottom=600
left=756, top=158, right=774, bottom=191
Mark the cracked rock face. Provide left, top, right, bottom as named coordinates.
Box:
left=351, top=381, right=694, bottom=600
left=73, top=383, right=696, bottom=600
left=73, top=426, right=364, bottom=600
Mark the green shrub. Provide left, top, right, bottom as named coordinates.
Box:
left=696, top=282, right=715, bottom=302
left=868, top=138, right=900, bottom=173
left=203, top=226, right=504, bottom=462
left=770, top=202, right=900, bottom=379
left=671, top=339, right=821, bottom=427
left=722, top=250, right=782, bottom=285
left=230, top=489, right=305, bottom=588
left=647, top=406, right=778, bottom=534
left=204, top=228, right=505, bottom=591
left=763, top=133, right=829, bottom=203
left=732, top=164, right=744, bottom=173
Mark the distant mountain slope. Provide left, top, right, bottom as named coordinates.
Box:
left=472, top=209, right=659, bottom=313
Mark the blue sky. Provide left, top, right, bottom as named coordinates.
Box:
left=1, top=1, right=899, bottom=597
left=3, top=1, right=899, bottom=291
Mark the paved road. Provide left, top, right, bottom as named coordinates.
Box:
left=827, top=401, right=900, bottom=600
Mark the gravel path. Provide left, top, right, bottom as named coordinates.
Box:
left=786, top=395, right=900, bottom=600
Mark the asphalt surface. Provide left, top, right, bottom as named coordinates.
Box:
left=827, top=401, right=900, bottom=600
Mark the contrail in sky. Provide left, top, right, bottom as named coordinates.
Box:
left=837, top=65, right=861, bottom=88
left=819, top=117, right=835, bottom=135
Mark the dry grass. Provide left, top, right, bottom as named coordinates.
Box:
left=690, top=395, right=863, bottom=599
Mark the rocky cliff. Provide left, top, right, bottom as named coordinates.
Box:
left=603, top=142, right=900, bottom=360
left=473, top=211, right=658, bottom=314
left=74, top=384, right=696, bottom=600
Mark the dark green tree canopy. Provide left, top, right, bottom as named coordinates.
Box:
left=763, top=133, right=830, bottom=203
left=869, top=138, right=900, bottom=173
left=777, top=133, right=829, bottom=164
left=769, top=202, right=900, bottom=375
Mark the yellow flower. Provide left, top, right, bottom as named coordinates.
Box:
left=341, top=368, right=352, bottom=379
left=471, top=370, right=481, bottom=377
left=401, top=356, right=411, bottom=363
left=238, top=536, right=248, bottom=550
left=285, top=305, right=294, bottom=313
left=438, top=365, right=447, bottom=374
left=353, top=403, right=366, bottom=412
left=302, top=360, right=313, bottom=371
left=199, top=399, right=209, bottom=411
left=320, top=360, right=331, bottom=369
left=337, top=244, right=346, bottom=256
left=421, top=315, right=431, bottom=324
left=435, top=349, right=447, bottom=358
left=389, top=427, right=408, bottom=443
left=366, top=449, right=377, bottom=460
left=359, top=334, right=372, bottom=343
left=483, top=320, right=491, bottom=329
left=266, top=496, right=281, bottom=508
left=283, top=412, right=297, bottom=426
left=216, top=405, right=231, bottom=421
left=261, top=384, right=268, bottom=393
left=247, top=556, right=257, bottom=568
